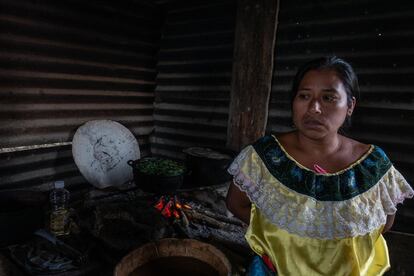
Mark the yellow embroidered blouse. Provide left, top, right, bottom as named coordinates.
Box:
left=228, top=135, right=413, bottom=276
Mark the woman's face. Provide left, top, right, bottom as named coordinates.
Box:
left=292, top=69, right=355, bottom=139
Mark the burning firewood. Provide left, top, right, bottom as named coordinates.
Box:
left=195, top=209, right=245, bottom=227
left=182, top=209, right=240, bottom=231
left=179, top=209, right=190, bottom=228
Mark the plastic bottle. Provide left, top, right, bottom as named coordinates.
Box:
left=49, top=180, right=70, bottom=236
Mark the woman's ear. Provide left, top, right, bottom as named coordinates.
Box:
left=348, top=96, right=356, bottom=116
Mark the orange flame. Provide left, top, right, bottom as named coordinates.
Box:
left=161, top=200, right=173, bottom=218
left=154, top=195, right=191, bottom=220
left=173, top=210, right=180, bottom=219
left=154, top=196, right=165, bottom=211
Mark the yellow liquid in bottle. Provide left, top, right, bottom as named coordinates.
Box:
left=50, top=209, right=70, bottom=236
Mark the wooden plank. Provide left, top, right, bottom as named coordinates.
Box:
left=227, top=0, right=279, bottom=151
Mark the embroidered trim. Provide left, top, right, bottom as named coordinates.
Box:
left=252, top=135, right=392, bottom=201
left=228, top=146, right=414, bottom=239
left=273, top=134, right=375, bottom=176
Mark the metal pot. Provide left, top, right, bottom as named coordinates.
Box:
left=182, top=147, right=235, bottom=189
left=127, top=158, right=186, bottom=194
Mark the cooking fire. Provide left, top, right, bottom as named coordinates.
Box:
left=154, top=195, right=192, bottom=220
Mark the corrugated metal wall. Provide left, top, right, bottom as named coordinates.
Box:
left=267, top=0, right=414, bottom=230
left=153, top=0, right=413, bottom=230
left=2, top=0, right=412, bottom=214
left=0, top=0, right=162, bottom=190
left=152, top=0, right=236, bottom=159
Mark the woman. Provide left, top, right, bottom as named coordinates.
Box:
left=226, top=56, right=413, bottom=276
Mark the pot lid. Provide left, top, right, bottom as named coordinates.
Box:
left=183, top=147, right=232, bottom=160
left=72, top=120, right=140, bottom=189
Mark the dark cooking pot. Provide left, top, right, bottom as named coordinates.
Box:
left=182, top=147, right=235, bottom=189
left=127, top=157, right=186, bottom=194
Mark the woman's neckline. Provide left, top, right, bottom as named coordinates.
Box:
left=271, top=134, right=374, bottom=176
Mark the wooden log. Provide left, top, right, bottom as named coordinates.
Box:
left=183, top=209, right=240, bottom=231
left=197, top=209, right=245, bottom=227
left=227, top=0, right=280, bottom=151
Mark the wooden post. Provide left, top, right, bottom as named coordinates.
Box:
left=227, top=0, right=279, bottom=151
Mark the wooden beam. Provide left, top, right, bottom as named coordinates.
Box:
left=227, top=0, right=279, bottom=151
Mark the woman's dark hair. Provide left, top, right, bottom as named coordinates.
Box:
left=290, top=56, right=360, bottom=129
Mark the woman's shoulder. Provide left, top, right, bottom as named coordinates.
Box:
left=251, top=132, right=295, bottom=154
left=269, top=131, right=295, bottom=147
left=339, top=136, right=393, bottom=179
left=341, top=136, right=372, bottom=161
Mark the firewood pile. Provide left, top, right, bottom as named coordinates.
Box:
left=78, top=184, right=251, bottom=275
